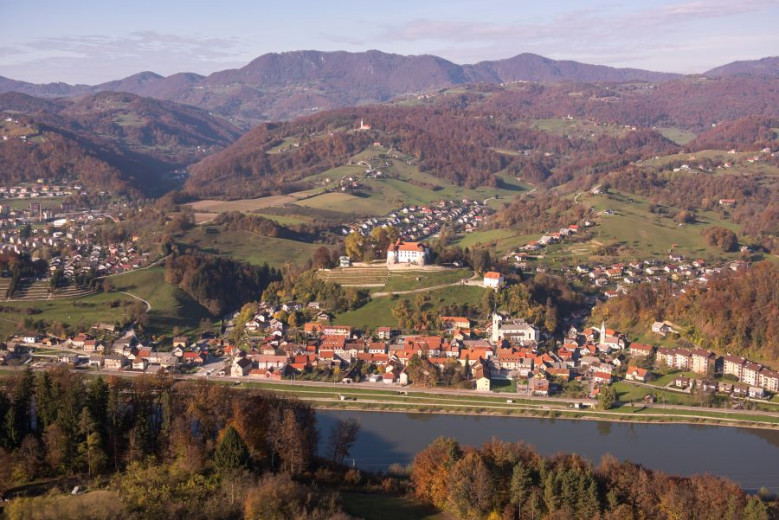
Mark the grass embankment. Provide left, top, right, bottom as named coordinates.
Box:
left=238, top=381, right=779, bottom=429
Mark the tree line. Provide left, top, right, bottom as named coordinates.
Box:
left=164, top=252, right=280, bottom=316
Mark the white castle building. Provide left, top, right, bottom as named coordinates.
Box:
left=387, top=240, right=428, bottom=266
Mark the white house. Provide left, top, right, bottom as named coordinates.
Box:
left=483, top=271, right=504, bottom=289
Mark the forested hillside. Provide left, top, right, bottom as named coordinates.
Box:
left=0, top=91, right=241, bottom=195
left=593, top=261, right=779, bottom=363
left=184, top=105, right=678, bottom=198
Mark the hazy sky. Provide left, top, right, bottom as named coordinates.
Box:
left=1, top=0, right=777, bottom=84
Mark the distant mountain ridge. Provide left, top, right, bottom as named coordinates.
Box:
left=1, top=50, right=775, bottom=128
left=704, top=56, right=779, bottom=78
left=0, top=50, right=688, bottom=125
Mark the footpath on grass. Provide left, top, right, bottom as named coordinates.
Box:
left=372, top=273, right=481, bottom=297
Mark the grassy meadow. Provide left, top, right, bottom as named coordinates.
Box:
left=334, top=285, right=485, bottom=329
left=109, top=267, right=212, bottom=336
left=0, top=291, right=137, bottom=339
left=175, top=227, right=320, bottom=268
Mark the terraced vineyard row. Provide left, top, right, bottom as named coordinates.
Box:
left=3, top=278, right=94, bottom=301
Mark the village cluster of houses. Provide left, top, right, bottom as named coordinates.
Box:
left=0, top=195, right=151, bottom=292
left=662, top=147, right=774, bottom=174
left=515, top=222, right=589, bottom=256
left=2, top=328, right=229, bottom=373
left=577, top=255, right=749, bottom=295
left=1, top=295, right=776, bottom=405
left=45, top=240, right=149, bottom=279
left=0, top=181, right=82, bottom=201
left=517, top=247, right=751, bottom=309
left=344, top=199, right=486, bottom=244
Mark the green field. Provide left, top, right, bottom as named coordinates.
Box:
left=0, top=291, right=137, bottom=339
left=530, top=118, right=630, bottom=139
left=113, top=113, right=146, bottom=127
left=281, top=147, right=529, bottom=216
left=109, top=267, right=212, bottom=336
left=0, top=197, right=64, bottom=211
left=297, top=191, right=396, bottom=216
left=612, top=381, right=700, bottom=406
left=581, top=192, right=742, bottom=262
left=176, top=228, right=319, bottom=267
left=334, top=285, right=485, bottom=329
left=185, top=145, right=530, bottom=224
left=250, top=212, right=313, bottom=226
left=656, top=127, right=698, bottom=145
left=381, top=268, right=473, bottom=292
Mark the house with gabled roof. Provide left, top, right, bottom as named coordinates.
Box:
left=483, top=271, right=504, bottom=290
left=440, top=316, right=471, bottom=331
left=723, top=355, right=746, bottom=379
left=626, top=366, right=650, bottom=382
left=231, top=357, right=253, bottom=377
left=376, top=326, right=392, bottom=340
left=473, top=362, right=491, bottom=392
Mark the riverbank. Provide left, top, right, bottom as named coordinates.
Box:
left=2, top=367, right=775, bottom=429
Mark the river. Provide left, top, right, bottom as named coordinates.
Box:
left=318, top=410, right=779, bottom=493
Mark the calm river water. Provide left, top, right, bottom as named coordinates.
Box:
left=318, top=410, right=779, bottom=493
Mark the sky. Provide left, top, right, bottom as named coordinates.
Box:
left=0, top=0, right=777, bottom=84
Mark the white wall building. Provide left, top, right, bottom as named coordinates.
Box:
left=387, top=240, right=428, bottom=266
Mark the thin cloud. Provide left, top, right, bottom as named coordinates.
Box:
left=374, top=0, right=778, bottom=69
left=0, top=46, right=19, bottom=58
left=2, top=31, right=248, bottom=83
left=23, top=31, right=242, bottom=60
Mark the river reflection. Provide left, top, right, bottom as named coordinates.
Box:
left=318, top=410, right=779, bottom=493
